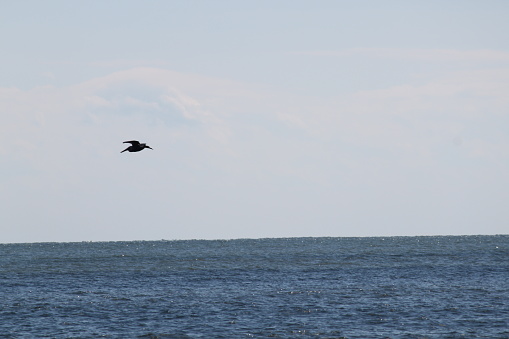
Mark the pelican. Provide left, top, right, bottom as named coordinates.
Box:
left=121, top=140, right=153, bottom=153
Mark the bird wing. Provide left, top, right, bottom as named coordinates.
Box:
left=123, top=140, right=140, bottom=145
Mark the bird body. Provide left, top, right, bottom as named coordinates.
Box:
left=121, top=140, right=153, bottom=153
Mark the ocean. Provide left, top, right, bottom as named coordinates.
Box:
left=0, top=236, right=508, bottom=338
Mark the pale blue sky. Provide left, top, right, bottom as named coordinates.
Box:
left=1, top=1, right=509, bottom=243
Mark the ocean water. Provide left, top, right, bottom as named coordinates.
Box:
left=0, top=236, right=508, bottom=338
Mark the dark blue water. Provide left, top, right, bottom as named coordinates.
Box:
left=1, top=236, right=508, bottom=338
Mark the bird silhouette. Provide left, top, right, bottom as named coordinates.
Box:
left=121, top=140, right=153, bottom=153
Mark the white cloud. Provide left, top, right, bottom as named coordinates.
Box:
left=278, top=67, right=509, bottom=164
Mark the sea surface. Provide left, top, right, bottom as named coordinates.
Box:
left=0, top=236, right=508, bottom=338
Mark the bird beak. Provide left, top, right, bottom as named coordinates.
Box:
left=147, top=146, right=153, bottom=150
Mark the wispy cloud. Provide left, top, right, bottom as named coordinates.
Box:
left=2, top=65, right=508, bottom=167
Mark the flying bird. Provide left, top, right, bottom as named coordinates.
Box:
left=121, top=140, right=153, bottom=153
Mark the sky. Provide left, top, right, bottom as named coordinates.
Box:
left=1, top=1, right=509, bottom=243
